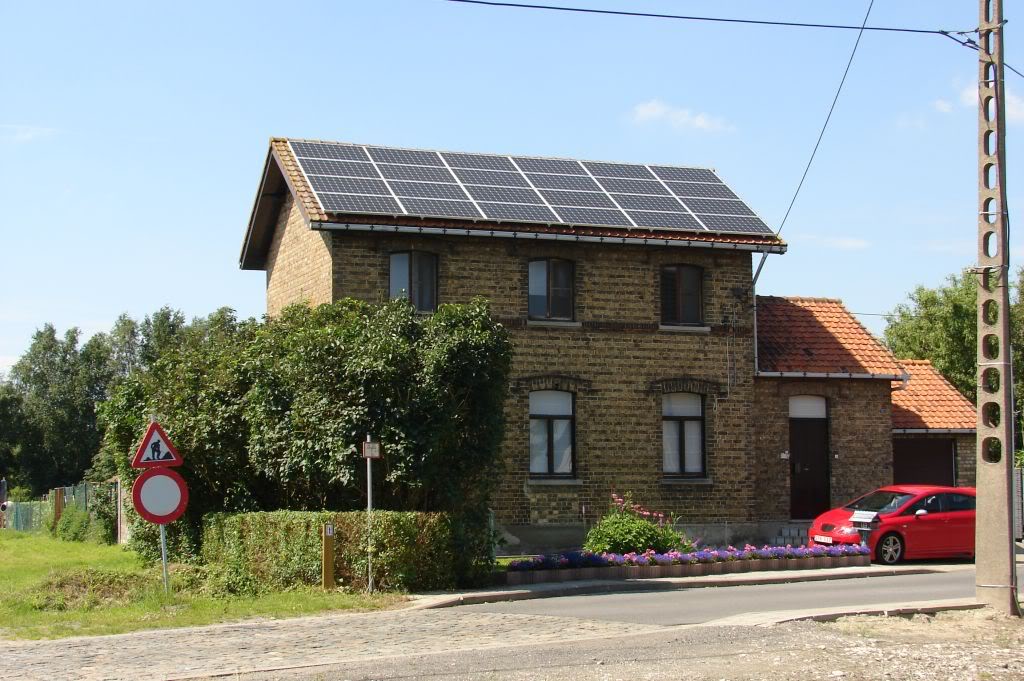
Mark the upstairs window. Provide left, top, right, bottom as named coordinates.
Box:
left=662, top=392, right=704, bottom=476
left=528, top=258, right=574, bottom=320
left=661, top=265, right=703, bottom=325
left=529, top=390, right=575, bottom=476
left=390, top=252, right=437, bottom=312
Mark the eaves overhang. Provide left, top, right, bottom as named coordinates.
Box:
left=757, top=370, right=909, bottom=380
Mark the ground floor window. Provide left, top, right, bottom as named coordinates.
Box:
left=529, top=390, right=574, bottom=476
left=662, top=392, right=704, bottom=476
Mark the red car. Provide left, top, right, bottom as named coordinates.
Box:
left=807, top=485, right=976, bottom=565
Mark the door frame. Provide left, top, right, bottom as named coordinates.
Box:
left=788, top=395, right=832, bottom=520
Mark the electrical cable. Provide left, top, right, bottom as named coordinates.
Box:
left=751, top=0, right=875, bottom=287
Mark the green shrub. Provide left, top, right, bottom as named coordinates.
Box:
left=583, top=492, right=693, bottom=554
left=55, top=506, right=91, bottom=542
left=202, top=510, right=462, bottom=592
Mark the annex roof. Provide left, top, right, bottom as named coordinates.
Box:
left=240, top=138, right=786, bottom=270
left=756, top=296, right=906, bottom=379
left=891, top=359, right=976, bottom=432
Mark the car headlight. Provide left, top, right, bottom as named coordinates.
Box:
left=837, top=526, right=858, bottom=535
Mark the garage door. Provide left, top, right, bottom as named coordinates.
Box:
left=893, top=438, right=955, bottom=486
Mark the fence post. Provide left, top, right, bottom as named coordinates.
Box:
left=53, top=488, right=64, bottom=526
left=322, top=522, right=335, bottom=590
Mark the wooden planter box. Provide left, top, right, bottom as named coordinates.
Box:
left=498, top=553, right=870, bottom=586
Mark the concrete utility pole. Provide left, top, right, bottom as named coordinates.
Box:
left=975, top=0, right=1021, bottom=616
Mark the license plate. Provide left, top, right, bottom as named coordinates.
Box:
left=813, top=534, right=833, bottom=544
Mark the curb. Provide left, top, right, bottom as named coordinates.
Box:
left=703, top=598, right=984, bottom=626
left=409, top=564, right=957, bottom=610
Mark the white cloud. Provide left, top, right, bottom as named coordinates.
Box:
left=0, top=124, right=57, bottom=144
left=799, top=234, right=870, bottom=251
left=960, top=84, right=976, bottom=107
left=0, top=355, right=17, bottom=376
left=933, top=99, right=953, bottom=113
left=957, top=85, right=1024, bottom=122
left=629, top=99, right=733, bottom=133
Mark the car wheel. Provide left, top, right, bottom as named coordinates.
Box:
left=876, top=533, right=904, bottom=565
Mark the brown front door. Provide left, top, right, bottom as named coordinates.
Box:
left=893, top=438, right=955, bottom=486
left=790, top=418, right=830, bottom=519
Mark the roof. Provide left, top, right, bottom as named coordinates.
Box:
left=891, top=359, right=976, bottom=431
left=756, top=296, right=906, bottom=379
left=240, top=138, right=786, bottom=270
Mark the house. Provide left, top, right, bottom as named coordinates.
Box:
left=238, top=137, right=975, bottom=550
left=891, top=359, right=976, bottom=487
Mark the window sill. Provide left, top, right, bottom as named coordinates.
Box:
left=660, top=477, right=712, bottom=485
left=527, top=477, right=583, bottom=486
left=658, top=324, right=711, bottom=334
left=527, top=319, right=582, bottom=329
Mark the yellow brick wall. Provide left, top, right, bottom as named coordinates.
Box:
left=265, top=195, right=333, bottom=315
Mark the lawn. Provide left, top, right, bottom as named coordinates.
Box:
left=0, top=530, right=404, bottom=640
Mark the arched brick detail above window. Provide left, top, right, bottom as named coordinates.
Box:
left=513, top=374, right=592, bottom=394
left=649, top=376, right=724, bottom=396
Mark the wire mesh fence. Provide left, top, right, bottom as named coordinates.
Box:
left=5, top=500, right=49, bottom=532
left=2, top=482, right=115, bottom=533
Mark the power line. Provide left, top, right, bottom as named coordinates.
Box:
left=752, top=0, right=875, bottom=286
left=445, top=0, right=960, bottom=36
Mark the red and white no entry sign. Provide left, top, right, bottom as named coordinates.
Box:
left=132, top=467, right=189, bottom=525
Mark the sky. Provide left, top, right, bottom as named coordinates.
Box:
left=0, top=0, right=1020, bottom=374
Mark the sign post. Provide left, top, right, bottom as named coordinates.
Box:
left=362, top=435, right=381, bottom=593
left=131, top=422, right=188, bottom=594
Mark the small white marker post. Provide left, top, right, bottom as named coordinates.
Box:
left=362, top=434, right=381, bottom=594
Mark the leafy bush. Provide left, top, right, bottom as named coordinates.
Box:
left=55, top=506, right=91, bottom=542
left=583, top=492, right=693, bottom=554
left=202, top=510, right=461, bottom=592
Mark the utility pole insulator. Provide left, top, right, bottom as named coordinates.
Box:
left=975, top=0, right=1021, bottom=616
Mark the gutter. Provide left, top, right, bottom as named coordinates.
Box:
left=311, top=221, right=787, bottom=254
left=893, top=428, right=976, bottom=434
left=756, top=371, right=906, bottom=380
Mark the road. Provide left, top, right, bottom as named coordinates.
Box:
left=464, top=570, right=976, bottom=625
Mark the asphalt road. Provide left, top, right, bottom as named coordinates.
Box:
left=463, top=570, right=977, bottom=625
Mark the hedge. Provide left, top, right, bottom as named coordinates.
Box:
left=201, top=510, right=459, bottom=592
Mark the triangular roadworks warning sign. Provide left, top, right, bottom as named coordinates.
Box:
left=131, top=421, right=183, bottom=469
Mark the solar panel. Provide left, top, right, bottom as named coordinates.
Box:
left=399, top=198, right=482, bottom=219
left=320, top=194, right=403, bottom=214
left=583, top=161, right=655, bottom=180
left=650, top=166, right=720, bottom=183
left=287, top=140, right=775, bottom=237
left=666, top=182, right=738, bottom=200
left=377, top=164, right=457, bottom=183
left=611, top=194, right=685, bottom=212
left=367, top=147, right=442, bottom=166
left=553, top=206, right=632, bottom=226
left=682, top=198, right=756, bottom=216
left=526, top=174, right=602, bottom=192
left=452, top=168, right=529, bottom=187
left=595, top=178, right=669, bottom=196
left=390, top=181, right=470, bottom=201
left=540, top=190, right=615, bottom=209
left=308, top=176, right=391, bottom=196
left=513, top=157, right=586, bottom=175
left=478, top=203, right=559, bottom=222
left=442, top=152, right=516, bottom=171
left=465, top=185, right=544, bottom=204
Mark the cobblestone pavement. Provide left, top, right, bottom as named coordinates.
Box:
left=0, top=609, right=665, bottom=681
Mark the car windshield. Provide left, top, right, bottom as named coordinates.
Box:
left=844, top=491, right=914, bottom=514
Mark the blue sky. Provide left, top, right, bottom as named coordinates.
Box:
left=1, top=1, right=1020, bottom=372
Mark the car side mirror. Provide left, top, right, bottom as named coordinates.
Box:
left=914, top=509, right=928, bottom=517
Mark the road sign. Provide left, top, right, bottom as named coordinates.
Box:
left=131, top=422, right=183, bottom=468
left=362, top=441, right=381, bottom=459
left=132, top=467, right=189, bottom=525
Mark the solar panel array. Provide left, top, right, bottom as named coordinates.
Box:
left=287, top=140, right=774, bottom=236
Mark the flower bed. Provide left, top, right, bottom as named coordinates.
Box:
left=501, top=544, right=871, bottom=586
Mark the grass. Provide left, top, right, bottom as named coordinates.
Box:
left=0, top=530, right=404, bottom=640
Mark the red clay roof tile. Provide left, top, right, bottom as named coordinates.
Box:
left=756, top=296, right=905, bottom=377
left=891, top=359, right=976, bottom=430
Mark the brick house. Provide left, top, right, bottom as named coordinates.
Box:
left=238, top=137, right=973, bottom=550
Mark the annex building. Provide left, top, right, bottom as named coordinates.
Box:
left=239, top=138, right=975, bottom=550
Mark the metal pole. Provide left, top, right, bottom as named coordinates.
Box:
left=366, top=434, right=374, bottom=594
left=975, top=0, right=1021, bottom=616
left=159, top=524, right=170, bottom=594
